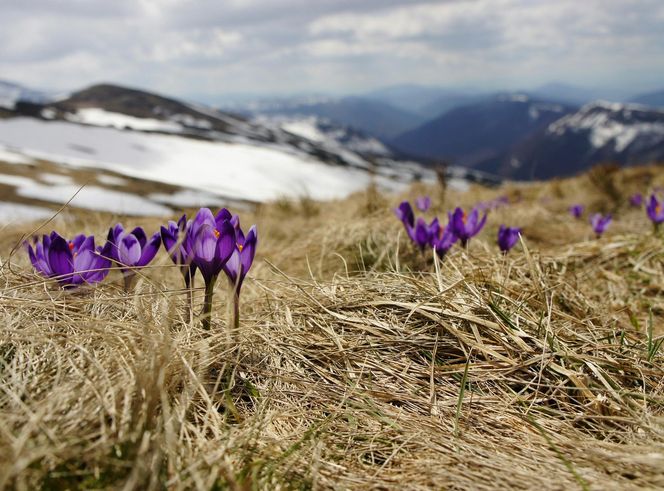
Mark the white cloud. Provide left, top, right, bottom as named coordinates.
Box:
left=0, top=0, right=662, bottom=97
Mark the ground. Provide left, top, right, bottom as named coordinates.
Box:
left=0, top=164, right=663, bottom=490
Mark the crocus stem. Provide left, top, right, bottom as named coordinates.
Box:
left=232, top=290, right=240, bottom=331
left=184, top=270, right=194, bottom=323
left=123, top=272, right=136, bottom=293
left=202, top=276, right=216, bottom=330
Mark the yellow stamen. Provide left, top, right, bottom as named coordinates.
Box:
left=462, top=212, right=467, bottom=224
left=238, top=243, right=244, bottom=252
left=213, top=229, right=220, bottom=239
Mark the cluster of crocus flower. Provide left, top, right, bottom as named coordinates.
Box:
left=25, top=232, right=111, bottom=288
left=395, top=197, right=494, bottom=258
left=25, top=207, right=257, bottom=330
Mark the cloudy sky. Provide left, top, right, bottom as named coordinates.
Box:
left=2, top=0, right=663, bottom=102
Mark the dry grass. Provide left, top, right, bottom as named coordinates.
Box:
left=0, top=165, right=663, bottom=490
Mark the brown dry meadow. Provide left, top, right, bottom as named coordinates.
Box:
left=0, top=164, right=663, bottom=490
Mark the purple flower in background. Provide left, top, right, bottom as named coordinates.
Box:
left=569, top=204, right=584, bottom=219
left=106, top=224, right=161, bottom=289
left=415, top=196, right=431, bottom=212
left=412, top=217, right=441, bottom=251
left=590, top=213, right=612, bottom=238
left=646, top=194, right=664, bottom=230
left=395, top=201, right=416, bottom=241
left=25, top=231, right=110, bottom=288
left=449, top=207, right=487, bottom=247
left=161, top=214, right=197, bottom=288
left=629, top=193, right=643, bottom=207
left=433, top=222, right=458, bottom=258
left=497, top=225, right=521, bottom=253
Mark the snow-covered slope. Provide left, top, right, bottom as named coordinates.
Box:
left=0, top=118, right=410, bottom=202
left=546, top=101, right=664, bottom=153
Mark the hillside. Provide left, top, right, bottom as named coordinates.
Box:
left=0, top=164, right=662, bottom=489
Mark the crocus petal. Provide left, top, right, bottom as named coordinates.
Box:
left=137, top=232, right=161, bottom=267
left=130, top=227, right=148, bottom=249
left=160, top=223, right=178, bottom=255
left=240, top=225, right=257, bottom=274
left=118, top=234, right=142, bottom=266
left=48, top=235, right=75, bottom=279
left=215, top=220, right=236, bottom=265
left=395, top=201, right=415, bottom=228
left=194, top=225, right=218, bottom=262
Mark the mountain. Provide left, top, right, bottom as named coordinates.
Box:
left=0, top=80, right=53, bottom=109
left=530, top=83, right=630, bottom=105
left=2, top=83, right=495, bottom=213
left=390, top=94, right=576, bottom=166
left=362, top=85, right=474, bottom=115
left=629, top=90, right=664, bottom=108
left=475, top=101, right=664, bottom=180
left=226, top=95, right=426, bottom=140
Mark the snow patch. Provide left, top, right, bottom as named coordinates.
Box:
left=0, top=146, right=34, bottom=165
left=96, top=174, right=129, bottom=186
left=0, top=117, right=403, bottom=202
left=149, top=190, right=227, bottom=208
left=16, top=183, right=173, bottom=216
left=40, top=173, right=74, bottom=185
left=66, top=108, right=184, bottom=133
left=0, top=202, right=55, bottom=223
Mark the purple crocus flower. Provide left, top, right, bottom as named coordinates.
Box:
left=223, top=217, right=258, bottom=329
left=161, top=214, right=196, bottom=288
left=629, top=193, right=643, bottom=207
left=569, top=204, right=584, bottom=219
left=497, top=225, right=521, bottom=253
left=415, top=196, right=431, bottom=212
left=25, top=231, right=110, bottom=288
left=187, top=207, right=236, bottom=329
left=433, top=222, right=458, bottom=258
left=449, top=207, right=487, bottom=247
left=395, top=201, right=416, bottom=241
left=646, top=194, right=664, bottom=230
left=106, top=223, right=161, bottom=290
left=590, top=213, right=612, bottom=238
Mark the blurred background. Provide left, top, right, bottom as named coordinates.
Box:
left=0, top=0, right=663, bottom=221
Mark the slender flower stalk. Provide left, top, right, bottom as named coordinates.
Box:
left=569, top=204, right=584, bottom=219
left=188, top=208, right=235, bottom=329
left=497, top=225, right=522, bottom=253
left=590, top=213, right=612, bottom=238
left=449, top=207, right=487, bottom=247
left=25, top=231, right=110, bottom=288
left=106, top=224, right=161, bottom=291
left=646, top=194, right=664, bottom=232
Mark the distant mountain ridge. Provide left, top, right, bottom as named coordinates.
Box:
left=224, top=95, right=426, bottom=140
left=475, top=101, right=664, bottom=179
left=390, top=94, right=576, bottom=166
